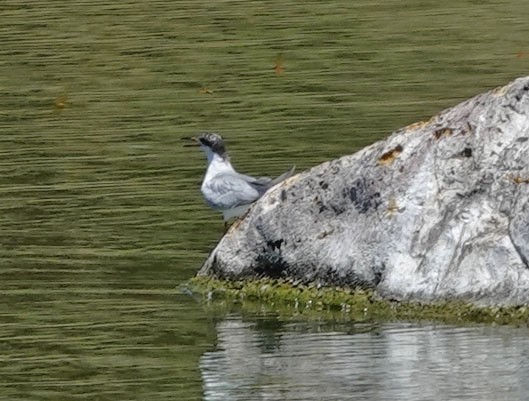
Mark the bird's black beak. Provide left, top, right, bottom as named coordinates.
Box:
left=182, top=137, right=200, bottom=147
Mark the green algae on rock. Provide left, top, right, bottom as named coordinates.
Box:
left=188, top=276, right=529, bottom=326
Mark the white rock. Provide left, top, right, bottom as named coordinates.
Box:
left=198, top=76, right=529, bottom=306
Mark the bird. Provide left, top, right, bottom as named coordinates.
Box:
left=188, top=132, right=295, bottom=223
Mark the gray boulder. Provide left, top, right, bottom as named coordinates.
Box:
left=198, top=76, right=529, bottom=306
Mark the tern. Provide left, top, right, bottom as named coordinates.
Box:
left=188, top=133, right=295, bottom=222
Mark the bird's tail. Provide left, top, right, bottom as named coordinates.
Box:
left=270, top=165, right=296, bottom=187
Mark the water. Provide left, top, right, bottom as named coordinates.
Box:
left=202, top=317, right=529, bottom=401
left=1, top=0, right=529, bottom=399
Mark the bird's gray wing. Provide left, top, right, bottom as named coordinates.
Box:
left=239, top=166, right=296, bottom=195
left=206, top=167, right=297, bottom=209
left=235, top=173, right=272, bottom=195
left=205, top=171, right=261, bottom=209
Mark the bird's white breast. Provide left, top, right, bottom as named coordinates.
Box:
left=200, top=154, right=236, bottom=209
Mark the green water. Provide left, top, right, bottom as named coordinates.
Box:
left=1, top=1, right=529, bottom=399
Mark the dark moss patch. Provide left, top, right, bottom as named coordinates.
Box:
left=254, top=240, right=289, bottom=278
left=344, top=178, right=381, bottom=214
left=461, top=147, right=472, bottom=157
left=187, top=276, right=529, bottom=326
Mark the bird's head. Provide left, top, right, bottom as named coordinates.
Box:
left=188, top=132, right=228, bottom=162
left=197, top=133, right=226, bottom=154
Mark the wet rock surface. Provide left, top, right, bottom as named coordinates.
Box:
left=198, top=76, right=529, bottom=306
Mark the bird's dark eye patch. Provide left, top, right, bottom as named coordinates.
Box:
left=197, top=133, right=226, bottom=157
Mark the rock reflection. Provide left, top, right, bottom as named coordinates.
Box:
left=201, top=316, right=529, bottom=401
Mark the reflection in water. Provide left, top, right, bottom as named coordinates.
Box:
left=201, top=316, right=529, bottom=401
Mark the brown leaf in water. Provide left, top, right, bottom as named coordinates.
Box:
left=54, top=92, right=68, bottom=110
left=274, top=53, right=284, bottom=75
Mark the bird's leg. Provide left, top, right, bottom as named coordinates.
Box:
left=222, top=207, right=252, bottom=235
left=223, top=217, right=242, bottom=234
